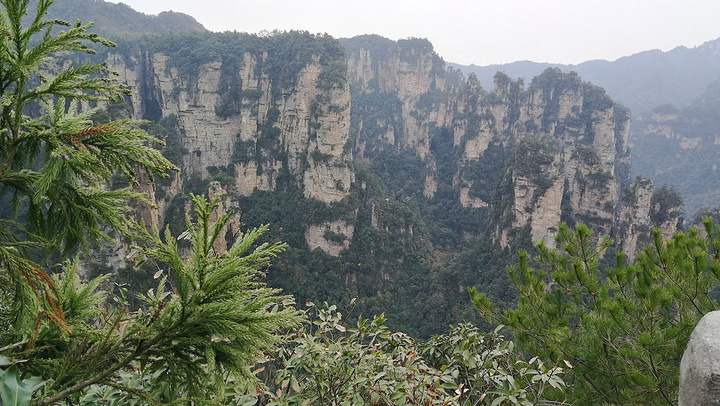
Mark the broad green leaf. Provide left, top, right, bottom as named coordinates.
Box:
left=0, top=366, right=44, bottom=406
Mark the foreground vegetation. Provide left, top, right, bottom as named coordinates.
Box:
left=474, top=222, right=720, bottom=405
left=1, top=1, right=719, bottom=405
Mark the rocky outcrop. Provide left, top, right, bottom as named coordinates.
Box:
left=343, top=37, right=657, bottom=256
left=110, top=50, right=354, bottom=205
left=102, top=33, right=669, bottom=262
left=450, top=70, right=630, bottom=248
left=344, top=36, right=454, bottom=198
left=346, top=40, right=449, bottom=160
left=617, top=178, right=654, bottom=259
left=233, top=161, right=280, bottom=195
left=503, top=176, right=564, bottom=247
left=103, top=33, right=358, bottom=255
left=207, top=181, right=242, bottom=254
left=459, top=184, right=488, bottom=209
left=679, top=311, right=720, bottom=405
left=305, top=220, right=354, bottom=256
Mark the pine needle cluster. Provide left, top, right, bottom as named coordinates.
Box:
left=0, top=0, right=176, bottom=334
left=5, top=196, right=301, bottom=405
left=474, top=221, right=720, bottom=405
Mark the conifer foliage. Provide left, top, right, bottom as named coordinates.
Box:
left=0, top=0, right=175, bottom=333
left=2, top=195, right=302, bottom=405
left=473, top=221, right=720, bottom=405
left=126, top=196, right=302, bottom=401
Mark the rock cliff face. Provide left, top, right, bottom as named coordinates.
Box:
left=614, top=177, right=682, bottom=255
left=341, top=36, right=658, bottom=253
left=110, top=51, right=354, bottom=204
left=86, top=31, right=686, bottom=337
left=104, top=33, right=356, bottom=254
left=100, top=33, right=675, bottom=263
left=342, top=36, right=456, bottom=200
left=345, top=38, right=450, bottom=160
left=616, top=178, right=654, bottom=259
left=464, top=71, right=632, bottom=247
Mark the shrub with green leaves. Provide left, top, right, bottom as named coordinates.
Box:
left=265, top=302, right=457, bottom=405
left=0, top=358, right=44, bottom=406
left=422, top=324, right=567, bottom=406
left=260, top=302, right=565, bottom=406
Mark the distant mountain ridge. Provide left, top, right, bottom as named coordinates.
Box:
left=449, top=38, right=720, bottom=116
left=51, top=0, right=720, bottom=118
left=42, top=0, right=206, bottom=38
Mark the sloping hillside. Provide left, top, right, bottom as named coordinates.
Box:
left=42, top=0, right=206, bottom=38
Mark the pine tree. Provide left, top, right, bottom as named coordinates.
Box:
left=2, top=196, right=301, bottom=405
left=472, top=221, right=720, bottom=405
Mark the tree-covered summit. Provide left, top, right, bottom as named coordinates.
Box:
left=40, top=0, right=206, bottom=39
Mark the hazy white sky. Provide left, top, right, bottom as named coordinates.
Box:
left=107, top=0, right=720, bottom=66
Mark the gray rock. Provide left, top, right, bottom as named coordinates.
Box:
left=680, top=311, right=720, bottom=405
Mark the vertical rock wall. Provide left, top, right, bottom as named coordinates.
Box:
left=107, top=39, right=356, bottom=255
left=104, top=34, right=670, bottom=259
left=343, top=38, right=657, bottom=255
left=110, top=50, right=354, bottom=204
left=617, top=178, right=654, bottom=259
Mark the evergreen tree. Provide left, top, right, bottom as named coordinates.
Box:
left=0, top=1, right=302, bottom=403
left=473, top=221, right=720, bottom=405
left=1, top=196, right=301, bottom=405
left=0, top=0, right=174, bottom=332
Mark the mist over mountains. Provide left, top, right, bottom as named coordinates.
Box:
left=447, top=39, right=720, bottom=217
left=449, top=38, right=720, bottom=117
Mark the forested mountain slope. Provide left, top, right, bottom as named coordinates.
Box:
left=630, top=80, right=720, bottom=215
left=42, top=0, right=206, bottom=38
left=63, top=28, right=683, bottom=336
left=28, top=0, right=685, bottom=336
